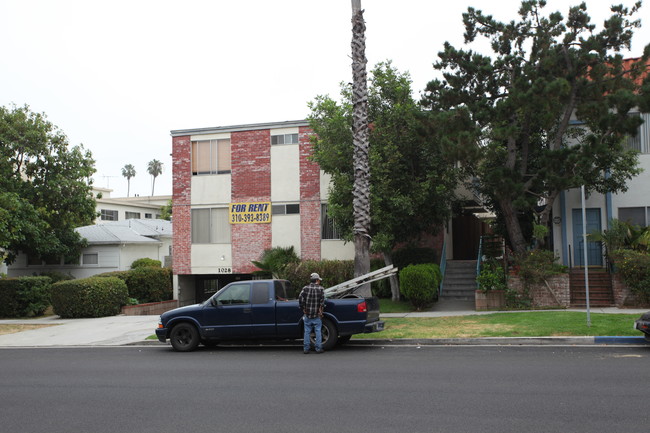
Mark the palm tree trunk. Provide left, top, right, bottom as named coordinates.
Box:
left=351, top=0, right=371, bottom=297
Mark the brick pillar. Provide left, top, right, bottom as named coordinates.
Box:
left=231, top=129, right=272, bottom=273
left=172, top=135, right=192, bottom=276
left=299, top=126, right=321, bottom=260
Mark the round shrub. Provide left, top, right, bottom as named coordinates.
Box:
left=124, top=267, right=172, bottom=303
left=399, top=264, right=441, bottom=310
left=0, top=276, right=52, bottom=318
left=130, top=258, right=162, bottom=269
left=51, top=277, right=128, bottom=318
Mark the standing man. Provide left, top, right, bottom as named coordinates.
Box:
left=299, top=272, right=325, bottom=354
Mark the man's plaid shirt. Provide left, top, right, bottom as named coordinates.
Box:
left=299, top=283, right=325, bottom=319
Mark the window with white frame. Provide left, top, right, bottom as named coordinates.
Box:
left=191, top=139, right=231, bottom=175
left=618, top=207, right=649, bottom=227
left=125, top=211, right=140, bottom=219
left=82, top=253, right=99, bottom=265
left=626, top=112, right=650, bottom=154
left=191, top=208, right=231, bottom=244
left=271, top=133, right=299, bottom=145
left=321, top=204, right=342, bottom=240
left=101, top=209, right=118, bottom=221
left=272, top=204, right=300, bottom=215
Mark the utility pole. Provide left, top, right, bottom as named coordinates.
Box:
left=351, top=0, right=371, bottom=297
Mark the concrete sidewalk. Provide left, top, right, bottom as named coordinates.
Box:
left=0, top=304, right=647, bottom=347
left=0, top=315, right=159, bottom=347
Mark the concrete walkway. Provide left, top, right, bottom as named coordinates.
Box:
left=0, top=303, right=647, bottom=347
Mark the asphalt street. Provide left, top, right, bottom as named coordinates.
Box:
left=1, top=345, right=648, bottom=433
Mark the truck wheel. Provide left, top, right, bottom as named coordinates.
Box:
left=170, top=323, right=200, bottom=352
left=317, top=319, right=338, bottom=351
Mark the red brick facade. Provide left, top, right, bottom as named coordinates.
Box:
left=299, top=126, right=321, bottom=260
left=230, top=129, right=272, bottom=273
left=172, top=135, right=192, bottom=275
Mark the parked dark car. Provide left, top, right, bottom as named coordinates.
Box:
left=634, top=312, right=650, bottom=342
left=156, top=279, right=384, bottom=352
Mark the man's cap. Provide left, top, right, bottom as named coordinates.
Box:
left=310, top=272, right=321, bottom=280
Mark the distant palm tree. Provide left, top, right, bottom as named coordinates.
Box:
left=121, top=164, right=136, bottom=197
left=147, top=159, right=163, bottom=196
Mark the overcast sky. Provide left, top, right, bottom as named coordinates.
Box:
left=1, top=0, right=648, bottom=198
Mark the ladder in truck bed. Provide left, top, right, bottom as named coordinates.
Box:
left=324, top=265, right=398, bottom=298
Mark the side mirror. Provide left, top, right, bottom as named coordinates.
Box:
left=210, top=298, right=218, bottom=307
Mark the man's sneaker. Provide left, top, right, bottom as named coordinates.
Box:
left=303, top=350, right=310, bottom=354
left=316, top=350, right=324, bottom=354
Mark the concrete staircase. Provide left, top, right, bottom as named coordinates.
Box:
left=441, top=260, right=477, bottom=301
left=570, top=268, right=614, bottom=307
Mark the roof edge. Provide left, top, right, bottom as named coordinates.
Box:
left=170, top=119, right=309, bottom=137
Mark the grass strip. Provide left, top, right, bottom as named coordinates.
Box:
left=353, top=312, right=642, bottom=339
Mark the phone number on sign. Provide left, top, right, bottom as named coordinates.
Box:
left=231, top=213, right=271, bottom=223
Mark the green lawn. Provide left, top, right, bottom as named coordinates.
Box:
left=353, top=312, right=642, bottom=339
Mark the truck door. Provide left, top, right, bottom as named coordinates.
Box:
left=202, top=282, right=252, bottom=338
left=250, top=282, right=276, bottom=337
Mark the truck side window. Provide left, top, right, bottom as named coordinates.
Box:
left=216, top=283, right=250, bottom=305
left=274, top=282, right=286, bottom=301
left=252, top=283, right=270, bottom=304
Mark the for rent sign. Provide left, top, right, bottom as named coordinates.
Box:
left=229, top=202, right=272, bottom=224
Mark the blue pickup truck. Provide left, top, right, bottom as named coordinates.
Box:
left=156, top=279, right=384, bottom=351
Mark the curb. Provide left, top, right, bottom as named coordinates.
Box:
left=135, top=336, right=650, bottom=347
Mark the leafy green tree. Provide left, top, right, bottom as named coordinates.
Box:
left=251, top=246, right=300, bottom=279
left=421, top=0, right=649, bottom=255
left=121, top=164, right=136, bottom=197
left=160, top=199, right=172, bottom=221
left=309, top=62, right=459, bottom=300
left=147, top=159, right=163, bottom=196
left=0, top=104, right=97, bottom=264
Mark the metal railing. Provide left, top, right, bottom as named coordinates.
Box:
left=439, top=241, right=447, bottom=296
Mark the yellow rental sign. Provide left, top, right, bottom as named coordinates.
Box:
left=229, top=202, right=272, bottom=224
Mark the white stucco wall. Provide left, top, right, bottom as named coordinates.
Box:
left=321, top=240, right=354, bottom=260
left=191, top=244, right=232, bottom=274
left=271, top=135, right=300, bottom=202
left=272, top=214, right=301, bottom=255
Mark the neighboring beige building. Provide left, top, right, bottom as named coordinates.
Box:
left=93, top=187, right=170, bottom=223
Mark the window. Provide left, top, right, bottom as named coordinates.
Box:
left=191, top=139, right=231, bottom=175
left=626, top=112, right=650, bottom=154
left=215, top=283, right=250, bottom=305
left=101, top=209, right=118, bottom=221
left=125, top=212, right=140, bottom=219
left=191, top=208, right=231, bottom=244
left=619, top=207, right=648, bottom=226
left=252, top=282, right=270, bottom=304
left=82, top=253, right=99, bottom=265
left=321, top=204, right=342, bottom=240
left=145, top=213, right=153, bottom=219
left=271, top=133, right=299, bottom=145
left=27, top=255, right=42, bottom=266
left=272, top=204, right=300, bottom=215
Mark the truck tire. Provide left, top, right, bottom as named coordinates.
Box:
left=319, top=318, right=338, bottom=351
left=170, top=323, right=200, bottom=352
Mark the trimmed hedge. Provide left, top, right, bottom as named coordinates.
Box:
left=399, top=264, right=442, bottom=310
left=125, top=267, right=172, bottom=303
left=96, top=268, right=172, bottom=304
left=0, top=276, right=51, bottom=318
left=51, top=277, right=128, bottom=318
left=130, top=258, right=162, bottom=269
